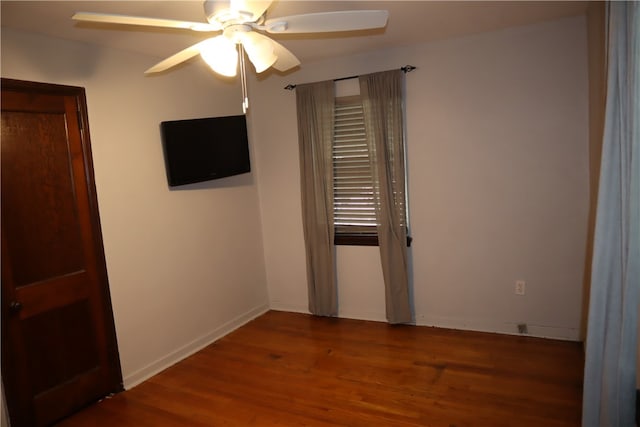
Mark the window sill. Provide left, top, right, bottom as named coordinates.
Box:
left=334, top=234, right=412, bottom=247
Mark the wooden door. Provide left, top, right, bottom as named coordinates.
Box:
left=1, top=79, right=122, bottom=427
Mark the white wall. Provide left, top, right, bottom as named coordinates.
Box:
left=252, top=15, right=589, bottom=340
left=0, top=14, right=590, bottom=402
left=1, top=28, right=269, bottom=388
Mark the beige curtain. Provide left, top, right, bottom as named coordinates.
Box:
left=296, top=81, right=337, bottom=316
left=360, top=70, right=412, bottom=324
left=582, top=2, right=639, bottom=425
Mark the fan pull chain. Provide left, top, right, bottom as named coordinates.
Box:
left=238, top=44, right=249, bottom=114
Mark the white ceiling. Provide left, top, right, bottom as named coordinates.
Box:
left=1, top=1, right=587, bottom=69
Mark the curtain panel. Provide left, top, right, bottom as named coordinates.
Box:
left=360, top=70, right=413, bottom=324
left=295, top=81, right=338, bottom=316
left=582, top=2, right=639, bottom=426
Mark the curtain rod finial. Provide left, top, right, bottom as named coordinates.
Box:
left=284, top=84, right=297, bottom=90
left=401, top=65, right=416, bottom=73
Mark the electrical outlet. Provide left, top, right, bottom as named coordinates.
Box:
left=515, top=280, right=526, bottom=295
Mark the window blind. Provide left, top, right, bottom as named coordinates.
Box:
left=333, top=96, right=377, bottom=234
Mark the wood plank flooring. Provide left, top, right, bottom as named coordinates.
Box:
left=56, top=311, right=583, bottom=427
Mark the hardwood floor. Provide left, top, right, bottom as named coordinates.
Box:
left=56, top=311, right=583, bottom=426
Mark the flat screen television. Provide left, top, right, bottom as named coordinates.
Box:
left=160, top=115, right=250, bottom=187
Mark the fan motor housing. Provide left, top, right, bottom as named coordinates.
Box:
left=204, top=1, right=254, bottom=26
left=223, top=24, right=252, bottom=43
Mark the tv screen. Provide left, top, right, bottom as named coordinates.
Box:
left=160, top=115, right=250, bottom=187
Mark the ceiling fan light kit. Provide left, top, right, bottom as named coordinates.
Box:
left=239, top=31, right=277, bottom=73
left=199, top=36, right=238, bottom=77
left=71, top=0, right=389, bottom=111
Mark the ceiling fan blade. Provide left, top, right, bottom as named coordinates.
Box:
left=72, top=12, right=220, bottom=32
left=231, top=0, right=273, bottom=21
left=145, top=40, right=210, bottom=74
left=269, top=39, right=301, bottom=72
left=264, top=10, right=388, bottom=34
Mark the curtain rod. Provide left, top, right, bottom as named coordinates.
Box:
left=283, top=65, right=416, bottom=90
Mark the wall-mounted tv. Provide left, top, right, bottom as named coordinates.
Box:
left=160, top=115, right=250, bottom=187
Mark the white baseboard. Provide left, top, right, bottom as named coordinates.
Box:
left=269, top=300, right=579, bottom=341
left=415, top=313, right=581, bottom=341
left=269, top=300, right=309, bottom=315
left=122, top=303, right=270, bottom=389
left=337, top=308, right=387, bottom=323
left=269, top=303, right=386, bottom=323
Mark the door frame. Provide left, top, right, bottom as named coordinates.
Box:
left=1, top=78, right=123, bottom=425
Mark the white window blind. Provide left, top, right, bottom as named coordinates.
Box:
left=333, top=96, right=377, bottom=234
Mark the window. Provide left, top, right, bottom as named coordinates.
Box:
left=333, top=96, right=375, bottom=243
left=332, top=96, right=409, bottom=246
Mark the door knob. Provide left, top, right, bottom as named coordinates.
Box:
left=9, top=301, right=23, bottom=314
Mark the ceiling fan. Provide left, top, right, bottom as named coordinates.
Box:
left=71, top=0, right=389, bottom=78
